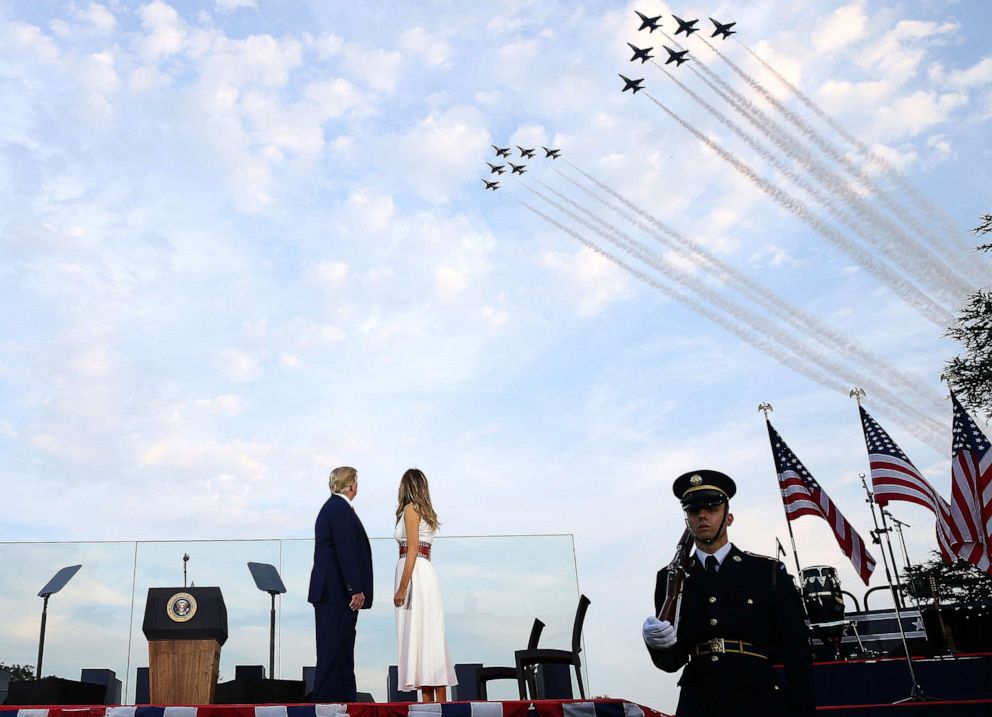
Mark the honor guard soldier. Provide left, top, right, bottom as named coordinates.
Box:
left=643, top=470, right=814, bottom=716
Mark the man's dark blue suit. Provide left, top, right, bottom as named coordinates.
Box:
left=308, top=494, right=374, bottom=702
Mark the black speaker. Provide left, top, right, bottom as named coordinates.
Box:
left=135, top=668, right=149, bottom=705
left=80, top=669, right=121, bottom=705
left=6, top=677, right=106, bottom=705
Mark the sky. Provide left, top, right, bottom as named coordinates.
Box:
left=1, top=0, right=991, bottom=711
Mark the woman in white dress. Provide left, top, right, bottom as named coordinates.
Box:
left=392, top=468, right=457, bottom=702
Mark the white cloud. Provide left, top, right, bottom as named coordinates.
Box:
left=875, top=89, right=967, bottom=136
left=481, top=306, right=509, bottom=327
left=74, top=3, right=117, bottom=33
left=399, top=27, right=454, bottom=69
left=342, top=43, right=404, bottom=92
left=215, top=0, right=257, bottom=12
left=139, top=1, right=185, bottom=60
left=6, top=22, right=61, bottom=64
left=346, top=187, right=396, bottom=233
left=812, top=1, right=868, bottom=52
left=128, top=64, right=171, bottom=92
left=304, top=78, right=374, bottom=119
left=308, top=260, right=349, bottom=288
left=542, top=246, right=631, bottom=317
left=217, top=348, right=263, bottom=382
left=929, top=57, right=992, bottom=89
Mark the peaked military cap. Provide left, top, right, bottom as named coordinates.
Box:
left=673, top=469, right=737, bottom=509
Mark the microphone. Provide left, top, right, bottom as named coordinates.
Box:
left=183, top=553, right=190, bottom=588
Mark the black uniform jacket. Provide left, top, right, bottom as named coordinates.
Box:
left=308, top=494, right=374, bottom=608
left=647, top=544, right=814, bottom=717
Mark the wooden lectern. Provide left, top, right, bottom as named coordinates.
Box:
left=142, top=587, right=228, bottom=704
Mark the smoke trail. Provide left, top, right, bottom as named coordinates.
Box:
left=518, top=198, right=852, bottom=396
left=554, top=165, right=946, bottom=414
left=700, top=35, right=987, bottom=287
left=658, top=61, right=971, bottom=304
left=527, top=181, right=947, bottom=447
left=641, top=91, right=954, bottom=326
left=736, top=37, right=969, bottom=252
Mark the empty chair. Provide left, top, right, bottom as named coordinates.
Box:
left=476, top=618, right=545, bottom=699
left=515, top=594, right=590, bottom=699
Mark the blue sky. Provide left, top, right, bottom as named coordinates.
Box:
left=1, top=0, right=991, bottom=710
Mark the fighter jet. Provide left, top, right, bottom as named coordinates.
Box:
left=635, top=11, right=662, bottom=33
left=710, top=18, right=736, bottom=39
left=619, top=74, right=645, bottom=93
left=542, top=146, right=561, bottom=159
left=627, top=42, right=654, bottom=64
left=492, top=144, right=511, bottom=158
left=663, top=46, right=690, bottom=66
left=509, top=163, right=527, bottom=175
left=482, top=179, right=500, bottom=191
left=673, top=15, right=699, bottom=36
left=487, top=162, right=506, bottom=175
left=517, top=146, right=536, bottom=159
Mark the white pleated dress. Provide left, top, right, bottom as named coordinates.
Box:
left=394, top=516, right=457, bottom=690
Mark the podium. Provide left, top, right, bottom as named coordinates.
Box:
left=143, top=587, right=228, bottom=704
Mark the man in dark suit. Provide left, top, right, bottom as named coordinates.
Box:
left=308, top=466, right=374, bottom=702
left=642, top=470, right=814, bottom=716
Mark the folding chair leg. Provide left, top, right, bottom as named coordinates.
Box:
left=574, top=660, right=585, bottom=699
left=515, top=657, right=528, bottom=699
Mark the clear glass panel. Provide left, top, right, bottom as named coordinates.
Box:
left=0, top=535, right=581, bottom=704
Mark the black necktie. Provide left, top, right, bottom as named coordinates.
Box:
left=705, top=555, right=719, bottom=579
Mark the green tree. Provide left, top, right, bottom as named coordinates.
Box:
left=901, top=550, right=992, bottom=603
left=0, top=662, right=35, bottom=681
left=944, top=214, right=992, bottom=419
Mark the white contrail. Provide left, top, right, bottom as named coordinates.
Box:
left=518, top=198, right=853, bottom=395
left=699, top=35, right=988, bottom=288
left=642, top=91, right=954, bottom=326
left=527, top=180, right=946, bottom=448
left=554, top=164, right=946, bottom=414
left=666, top=61, right=973, bottom=303
left=734, top=37, right=972, bottom=256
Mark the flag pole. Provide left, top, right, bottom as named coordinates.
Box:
left=852, top=388, right=930, bottom=701
left=760, top=402, right=803, bottom=578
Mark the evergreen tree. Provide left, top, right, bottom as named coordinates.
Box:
left=902, top=550, right=992, bottom=603
left=944, top=214, right=992, bottom=419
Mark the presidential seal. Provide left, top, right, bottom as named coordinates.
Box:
left=166, top=592, right=197, bottom=623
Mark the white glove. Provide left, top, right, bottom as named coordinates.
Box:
left=642, top=616, right=676, bottom=649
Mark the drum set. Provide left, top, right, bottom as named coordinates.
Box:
left=801, top=565, right=866, bottom=658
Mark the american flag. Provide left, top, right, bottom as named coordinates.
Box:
left=950, top=392, right=992, bottom=574
left=766, top=419, right=877, bottom=584
left=859, top=405, right=961, bottom=564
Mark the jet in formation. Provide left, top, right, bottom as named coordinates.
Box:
left=482, top=179, right=500, bottom=191
left=517, top=146, right=536, bottom=159
left=619, top=74, right=645, bottom=93
left=509, top=162, right=527, bottom=175
left=487, top=162, right=505, bottom=175
left=710, top=18, right=736, bottom=39
left=627, top=42, right=653, bottom=64
left=663, top=46, right=690, bottom=66
left=492, top=145, right=511, bottom=157
left=673, top=15, right=699, bottom=36
left=543, top=146, right=561, bottom=159
left=635, top=11, right=662, bottom=33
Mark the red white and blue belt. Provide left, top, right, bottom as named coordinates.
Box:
left=399, top=542, right=431, bottom=560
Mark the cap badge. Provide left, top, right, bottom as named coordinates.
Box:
left=690, top=474, right=703, bottom=486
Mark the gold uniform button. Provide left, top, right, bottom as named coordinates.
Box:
left=710, top=655, right=719, bottom=662
left=709, top=618, right=718, bottom=626
left=733, top=555, right=742, bottom=562
left=709, top=596, right=717, bottom=604
left=747, top=599, right=754, bottom=605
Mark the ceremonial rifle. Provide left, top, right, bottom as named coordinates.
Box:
left=658, top=528, right=694, bottom=627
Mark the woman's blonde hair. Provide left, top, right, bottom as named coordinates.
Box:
left=329, top=466, right=357, bottom=494
left=395, top=468, right=440, bottom=531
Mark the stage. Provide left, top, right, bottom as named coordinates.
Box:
left=0, top=700, right=664, bottom=717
